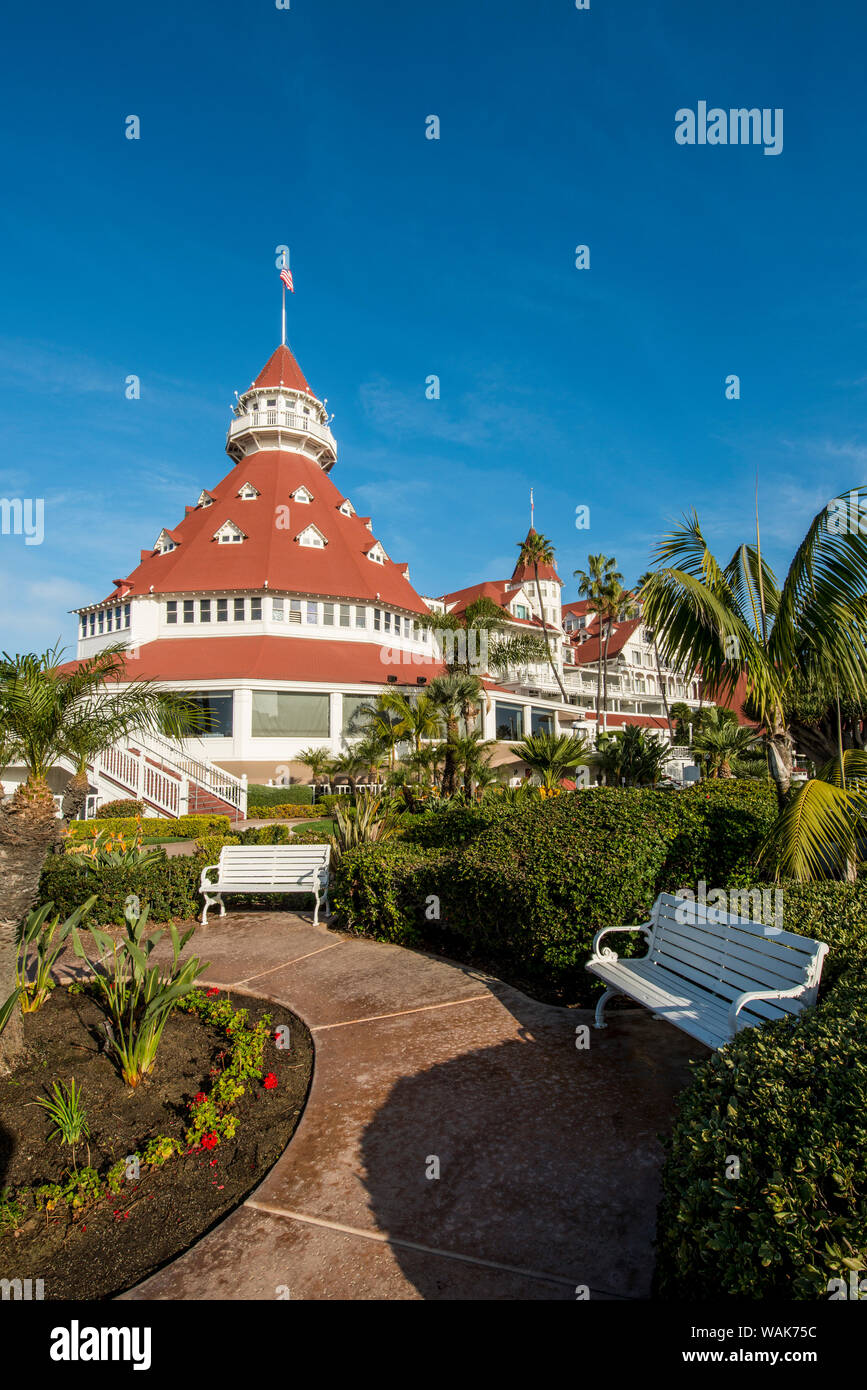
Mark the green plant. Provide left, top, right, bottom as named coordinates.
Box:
left=34, top=1078, right=90, bottom=1147
left=331, top=794, right=402, bottom=867
left=511, top=731, right=588, bottom=789
left=246, top=802, right=325, bottom=819
left=65, top=824, right=164, bottom=872
left=96, top=799, right=146, bottom=818
left=16, top=897, right=96, bottom=1013
left=67, top=814, right=231, bottom=841
left=195, top=833, right=241, bottom=860
left=247, top=783, right=314, bottom=807
left=71, top=906, right=209, bottom=1087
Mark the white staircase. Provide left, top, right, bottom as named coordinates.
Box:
left=86, top=734, right=247, bottom=821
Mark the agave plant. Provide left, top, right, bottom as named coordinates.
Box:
left=510, top=731, right=589, bottom=789
left=71, top=905, right=208, bottom=1087
left=65, top=823, right=163, bottom=872
left=330, top=794, right=402, bottom=867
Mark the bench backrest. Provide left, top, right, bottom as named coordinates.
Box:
left=649, top=892, right=828, bottom=1025
left=217, top=843, right=330, bottom=886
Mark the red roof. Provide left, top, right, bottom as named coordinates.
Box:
left=113, top=636, right=446, bottom=685
left=251, top=345, right=311, bottom=394
left=107, top=450, right=429, bottom=613
left=511, top=529, right=563, bottom=586
left=567, top=619, right=640, bottom=665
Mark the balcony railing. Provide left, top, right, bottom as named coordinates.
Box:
left=227, top=410, right=334, bottom=448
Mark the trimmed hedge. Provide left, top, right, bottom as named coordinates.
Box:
left=332, top=782, right=778, bottom=1002
left=655, top=956, right=867, bottom=1299
left=247, top=803, right=325, bottom=820
left=248, top=784, right=314, bottom=807
left=67, top=814, right=232, bottom=841
left=96, top=798, right=145, bottom=818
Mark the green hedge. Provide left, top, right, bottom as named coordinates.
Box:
left=247, top=803, right=324, bottom=820
left=655, top=955, right=867, bottom=1299
left=96, top=798, right=145, bottom=818
left=248, top=784, right=313, bottom=807
left=332, top=783, right=778, bottom=1002
left=68, top=814, right=232, bottom=841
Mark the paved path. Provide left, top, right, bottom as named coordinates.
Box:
left=118, top=911, right=701, bottom=1302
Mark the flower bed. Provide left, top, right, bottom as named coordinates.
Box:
left=0, top=985, right=312, bottom=1299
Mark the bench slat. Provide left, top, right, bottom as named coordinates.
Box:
left=649, top=925, right=810, bottom=991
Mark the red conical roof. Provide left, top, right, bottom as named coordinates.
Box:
left=511, top=528, right=563, bottom=585
left=118, top=450, right=429, bottom=613
left=252, top=344, right=311, bottom=394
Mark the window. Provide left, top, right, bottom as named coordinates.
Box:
left=89, top=613, right=95, bottom=636
left=114, top=606, right=122, bottom=628
left=234, top=598, right=245, bottom=621
left=214, top=520, right=245, bottom=544
left=531, top=710, right=554, bottom=735
left=200, top=600, right=211, bottom=622
left=166, top=601, right=178, bottom=625
left=217, top=599, right=228, bottom=623
left=79, top=617, right=86, bottom=638
left=272, top=598, right=284, bottom=621
left=267, top=398, right=276, bottom=407
left=367, top=543, right=386, bottom=564
left=515, top=604, right=528, bottom=620
left=181, top=691, right=233, bottom=738
left=106, top=610, right=113, bottom=633
left=251, top=691, right=330, bottom=738
left=342, top=694, right=370, bottom=736
left=297, top=525, right=326, bottom=548
left=238, top=482, right=260, bottom=500
left=251, top=597, right=262, bottom=620
left=339, top=604, right=351, bottom=628
left=323, top=602, right=335, bottom=625
left=354, top=606, right=366, bottom=628
left=98, top=612, right=104, bottom=634
left=289, top=600, right=302, bottom=624
left=373, top=608, right=382, bottom=631
left=292, top=486, right=313, bottom=504
left=495, top=702, right=523, bottom=740
left=384, top=612, right=392, bottom=633
left=306, top=601, right=317, bottom=624
left=183, top=601, right=194, bottom=623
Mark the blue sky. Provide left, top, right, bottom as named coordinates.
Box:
left=2, top=0, right=866, bottom=650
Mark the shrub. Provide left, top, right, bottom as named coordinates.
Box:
left=248, top=784, right=313, bottom=807
left=96, top=799, right=145, bottom=818
left=247, top=803, right=325, bottom=820
left=655, top=956, right=867, bottom=1300
left=196, top=833, right=241, bottom=860
left=291, top=827, right=334, bottom=845
left=332, top=783, right=779, bottom=1002
left=67, top=814, right=232, bottom=841
left=239, top=824, right=292, bottom=845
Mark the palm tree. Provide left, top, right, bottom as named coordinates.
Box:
left=353, top=693, right=405, bottom=771
left=692, top=708, right=759, bottom=777
left=597, top=581, right=634, bottom=733
left=452, top=731, right=496, bottom=797
left=640, top=498, right=867, bottom=808
left=297, top=746, right=333, bottom=790
left=0, top=643, right=205, bottom=1071
left=760, top=749, right=867, bottom=882
left=428, top=672, right=483, bottom=796
left=516, top=530, right=568, bottom=701
left=595, top=725, right=671, bottom=787
left=510, top=730, right=589, bottom=789
left=574, top=554, right=621, bottom=731
left=637, top=570, right=673, bottom=737
left=420, top=594, right=548, bottom=681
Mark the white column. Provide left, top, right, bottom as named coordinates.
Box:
left=234, top=687, right=253, bottom=763
left=329, top=691, right=343, bottom=751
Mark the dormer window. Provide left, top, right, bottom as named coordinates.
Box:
left=291, top=486, right=314, bottom=504
left=366, top=542, right=387, bottom=565
left=197, top=491, right=215, bottom=508
left=154, top=529, right=177, bottom=554
left=296, top=524, right=327, bottom=548
left=338, top=499, right=355, bottom=516
left=237, top=482, right=260, bottom=500
left=213, top=520, right=246, bottom=544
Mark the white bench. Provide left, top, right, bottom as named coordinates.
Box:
left=586, top=892, right=828, bottom=1050
left=200, top=844, right=331, bottom=925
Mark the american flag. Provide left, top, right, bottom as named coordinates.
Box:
left=280, top=263, right=294, bottom=293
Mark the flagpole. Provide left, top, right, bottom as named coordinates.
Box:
left=281, top=283, right=286, bottom=346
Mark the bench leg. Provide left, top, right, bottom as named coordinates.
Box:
left=312, top=886, right=320, bottom=926
left=594, top=987, right=620, bottom=1029
left=201, top=893, right=225, bottom=926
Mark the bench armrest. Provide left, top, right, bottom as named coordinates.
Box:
left=199, top=864, right=220, bottom=888
left=590, top=922, right=653, bottom=964
left=727, top=984, right=808, bottom=1037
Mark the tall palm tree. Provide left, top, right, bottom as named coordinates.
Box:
left=597, top=580, right=634, bottom=733
left=452, top=731, right=496, bottom=798
left=419, top=594, right=549, bottom=681
left=353, top=693, right=405, bottom=770
left=297, top=746, right=333, bottom=789
left=640, top=498, right=867, bottom=807
left=637, top=570, right=673, bottom=737
left=428, top=672, right=483, bottom=796
left=0, top=643, right=204, bottom=1071
left=574, top=553, right=621, bottom=731
left=510, top=730, right=589, bottom=790
left=692, top=707, right=759, bottom=777
left=516, top=530, right=568, bottom=701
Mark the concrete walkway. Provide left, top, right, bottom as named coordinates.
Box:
left=119, top=911, right=701, bottom=1302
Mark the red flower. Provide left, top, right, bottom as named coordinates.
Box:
left=193, top=1091, right=207, bottom=1104
left=206, top=987, right=220, bottom=997
left=200, top=1132, right=219, bottom=1150
left=263, top=1073, right=278, bottom=1090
